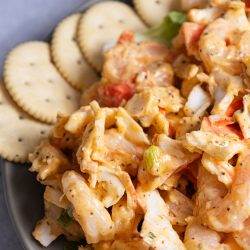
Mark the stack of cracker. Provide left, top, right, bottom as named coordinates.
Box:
left=0, top=0, right=178, bottom=163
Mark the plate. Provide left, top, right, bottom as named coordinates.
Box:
left=1, top=0, right=131, bottom=249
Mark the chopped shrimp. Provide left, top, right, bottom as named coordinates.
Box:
left=94, top=166, right=125, bottom=208
left=29, top=141, right=72, bottom=181
left=201, top=153, right=235, bottom=187
left=102, top=41, right=173, bottom=84
left=111, top=197, right=140, bottom=238
left=204, top=152, right=250, bottom=232
left=138, top=189, right=186, bottom=250
left=235, top=94, right=250, bottom=139
left=199, top=2, right=250, bottom=74
left=184, top=130, right=244, bottom=161
left=135, top=62, right=174, bottom=89
left=184, top=217, right=230, bottom=250
left=195, top=165, right=227, bottom=219
left=162, top=189, right=194, bottom=226
left=62, top=171, right=114, bottom=243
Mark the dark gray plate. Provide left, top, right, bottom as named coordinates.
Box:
left=1, top=0, right=131, bottom=249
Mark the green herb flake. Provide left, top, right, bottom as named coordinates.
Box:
left=148, top=231, right=156, bottom=240
left=57, top=210, right=72, bottom=227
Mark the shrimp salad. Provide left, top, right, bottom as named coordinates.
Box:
left=30, top=0, right=250, bottom=249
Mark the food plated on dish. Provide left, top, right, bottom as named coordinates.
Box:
left=1, top=0, right=250, bottom=249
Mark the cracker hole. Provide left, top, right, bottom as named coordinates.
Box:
left=29, top=62, right=35, bottom=66
left=15, top=154, right=19, bottom=158
left=98, top=24, right=104, bottom=29
left=45, top=98, right=50, bottom=103
left=48, top=79, right=54, bottom=84
left=40, top=130, right=45, bottom=135
left=118, top=19, right=124, bottom=24
left=77, top=59, right=82, bottom=65
left=19, top=115, right=24, bottom=120
left=66, top=95, right=71, bottom=100
left=18, top=138, right=23, bottom=142
left=72, top=36, right=77, bottom=42
left=24, top=81, right=30, bottom=86
left=155, top=0, right=161, bottom=4
left=0, top=101, right=3, bottom=105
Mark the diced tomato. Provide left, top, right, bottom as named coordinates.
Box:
left=98, top=82, right=134, bottom=107
left=181, top=22, right=205, bottom=51
left=242, top=0, right=250, bottom=12
left=226, top=96, right=243, bottom=117
left=117, top=31, right=134, bottom=44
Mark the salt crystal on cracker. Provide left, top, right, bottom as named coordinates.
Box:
left=51, top=14, right=99, bottom=91
left=4, top=41, right=80, bottom=124
left=77, top=1, right=146, bottom=72
left=133, top=0, right=181, bottom=27
left=0, top=81, right=51, bottom=163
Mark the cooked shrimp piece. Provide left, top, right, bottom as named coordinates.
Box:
left=111, top=197, right=140, bottom=238
left=195, top=165, right=227, bottom=220
left=201, top=153, right=235, bottom=187
left=135, top=62, right=174, bottom=89
left=33, top=201, right=84, bottom=247
left=184, top=217, right=230, bottom=250
left=176, top=116, right=201, bottom=139
left=62, top=171, right=114, bottom=244
left=102, top=41, right=173, bottom=84
left=138, top=189, right=186, bottom=250
left=235, top=94, right=250, bottom=139
left=163, top=189, right=194, bottom=226
left=173, top=54, right=200, bottom=80
left=33, top=217, right=60, bottom=247
left=199, top=1, right=250, bottom=74
left=205, top=152, right=250, bottom=232
left=184, top=130, right=244, bottom=161
left=233, top=217, right=250, bottom=250
left=43, top=186, right=69, bottom=209
left=29, top=140, right=72, bottom=181
left=94, top=166, right=125, bottom=208
left=125, top=86, right=184, bottom=133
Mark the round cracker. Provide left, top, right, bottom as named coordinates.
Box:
left=4, top=41, right=80, bottom=124
left=133, top=0, right=181, bottom=27
left=51, top=14, right=99, bottom=91
left=77, top=1, right=146, bottom=71
left=0, top=81, right=51, bottom=163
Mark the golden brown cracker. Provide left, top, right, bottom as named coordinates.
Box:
left=4, top=41, right=80, bottom=124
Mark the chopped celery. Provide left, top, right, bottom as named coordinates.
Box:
left=144, top=145, right=163, bottom=175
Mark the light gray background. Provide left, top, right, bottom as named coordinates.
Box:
left=0, top=1, right=85, bottom=249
